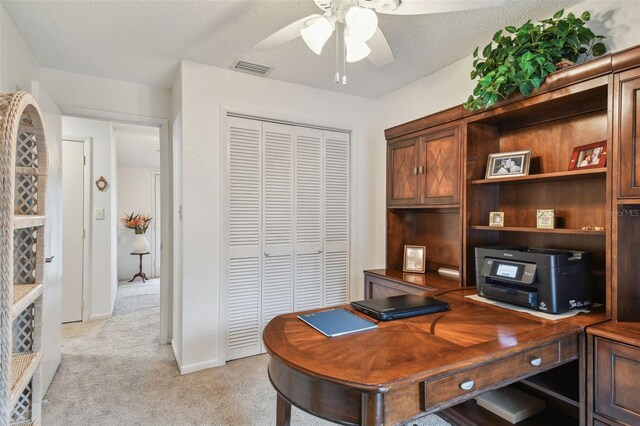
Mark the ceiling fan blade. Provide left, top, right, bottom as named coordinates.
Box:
left=377, top=0, right=504, bottom=15
left=367, top=27, right=394, bottom=67
left=252, top=14, right=322, bottom=51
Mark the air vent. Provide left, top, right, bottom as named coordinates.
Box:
left=232, top=59, right=273, bottom=76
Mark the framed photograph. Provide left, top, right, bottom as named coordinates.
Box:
left=537, top=209, right=555, bottom=229
left=489, top=211, right=504, bottom=227
left=403, top=245, right=426, bottom=273
left=485, top=150, right=531, bottom=179
left=568, top=141, right=607, bottom=171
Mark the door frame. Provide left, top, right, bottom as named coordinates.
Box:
left=152, top=170, right=161, bottom=278
left=60, top=106, right=172, bottom=345
left=61, top=136, right=92, bottom=322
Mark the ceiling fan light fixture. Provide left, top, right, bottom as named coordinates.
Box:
left=344, top=34, right=371, bottom=62
left=301, top=16, right=335, bottom=54
left=345, top=6, right=378, bottom=41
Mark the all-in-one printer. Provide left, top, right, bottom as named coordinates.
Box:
left=475, top=247, right=593, bottom=314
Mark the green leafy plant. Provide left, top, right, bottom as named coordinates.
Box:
left=464, top=9, right=606, bottom=111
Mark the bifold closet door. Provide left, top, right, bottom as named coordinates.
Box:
left=324, top=131, right=349, bottom=306
left=294, top=127, right=324, bottom=310
left=261, top=122, right=294, bottom=338
left=227, top=117, right=262, bottom=360
left=226, top=116, right=350, bottom=361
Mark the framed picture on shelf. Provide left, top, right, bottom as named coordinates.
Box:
left=537, top=209, right=555, bottom=229
left=485, top=150, right=531, bottom=179
left=403, top=245, right=426, bottom=273
left=568, top=140, right=607, bottom=171
left=489, top=211, right=504, bottom=227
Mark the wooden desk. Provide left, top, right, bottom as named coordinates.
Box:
left=263, top=291, right=582, bottom=426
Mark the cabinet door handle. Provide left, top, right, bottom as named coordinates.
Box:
left=459, top=380, right=474, bottom=391
left=419, top=165, right=424, bottom=174
left=529, top=357, right=542, bottom=366
left=45, top=256, right=55, bottom=263
left=413, top=167, right=418, bottom=176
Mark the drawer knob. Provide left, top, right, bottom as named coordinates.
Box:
left=530, top=357, right=542, bottom=366
left=459, top=380, right=474, bottom=391
left=394, top=283, right=398, bottom=288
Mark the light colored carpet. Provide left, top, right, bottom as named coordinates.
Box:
left=43, top=279, right=449, bottom=426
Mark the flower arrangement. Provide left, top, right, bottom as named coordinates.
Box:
left=122, top=212, right=153, bottom=234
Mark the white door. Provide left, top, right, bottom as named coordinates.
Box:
left=61, top=140, right=85, bottom=323
left=153, top=172, right=161, bottom=277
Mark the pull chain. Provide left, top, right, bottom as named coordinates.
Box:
left=335, top=21, right=340, bottom=84
left=342, top=22, right=347, bottom=85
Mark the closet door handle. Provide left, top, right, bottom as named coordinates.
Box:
left=419, top=165, right=424, bottom=174
left=45, top=256, right=55, bottom=263
left=413, top=167, right=418, bottom=176
left=317, top=249, right=323, bottom=254
left=264, top=251, right=270, bottom=257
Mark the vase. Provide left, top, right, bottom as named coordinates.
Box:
left=132, top=234, right=150, bottom=253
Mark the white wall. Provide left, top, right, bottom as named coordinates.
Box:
left=62, top=116, right=118, bottom=320
left=172, top=60, right=379, bottom=372
left=117, top=167, right=159, bottom=280
left=0, top=5, right=62, bottom=393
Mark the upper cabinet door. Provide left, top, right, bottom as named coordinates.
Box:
left=387, top=137, right=420, bottom=206
left=419, top=126, right=460, bottom=205
left=617, top=67, right=640, bottom=198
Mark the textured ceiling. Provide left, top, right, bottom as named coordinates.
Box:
left=114, top=123, right=160, bottom=169
left=2, top=0, right=586, bottom=99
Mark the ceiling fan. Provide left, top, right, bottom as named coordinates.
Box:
left=252, top=0, right=503, bottom=80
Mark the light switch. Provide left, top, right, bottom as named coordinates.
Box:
left=96, top=208, right=105, bottom=220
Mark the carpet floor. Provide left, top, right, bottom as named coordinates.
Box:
left=42, top=279, right=449, bottom=426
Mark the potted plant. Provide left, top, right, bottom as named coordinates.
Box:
left=464, top=9, right=606, bottom=111
left=122, top=212, right=153, bottom=253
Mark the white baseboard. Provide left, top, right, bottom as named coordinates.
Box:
left=88, top=312, right=112, bottom=321
left=171, top=339, right=222, bottom=375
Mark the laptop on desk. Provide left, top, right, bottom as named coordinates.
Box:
left=351, top=294, right=450, bottom=321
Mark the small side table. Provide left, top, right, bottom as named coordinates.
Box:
left=129, top=252, right=150, bottom=283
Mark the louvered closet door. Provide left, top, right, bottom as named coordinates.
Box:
left=294, top=127, right=324, bottom=310
left=227, top=117, right=262, bottom=360
left=324, top=131, right=350, bottom=306
left=261, top=122, right=294, bottom=339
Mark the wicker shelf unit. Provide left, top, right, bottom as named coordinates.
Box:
left=0, top=92, right=48, bottom=426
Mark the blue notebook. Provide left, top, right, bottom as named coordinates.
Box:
left=298, top=308, right=378, bottom=337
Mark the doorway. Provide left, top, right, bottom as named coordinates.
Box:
left=61, top=138, right=90, bottom=323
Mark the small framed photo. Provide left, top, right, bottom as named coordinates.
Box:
left=485, top=150, right=531, bottom=179
left=403, top=245, right=426, bottom=273
left=489, top=211, right=504, bottom=227
left=568, top=141, right=607, bottom=171
left=537, top=209, right=555, bottom=229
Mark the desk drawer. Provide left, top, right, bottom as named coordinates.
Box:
left=423, top=338, right=570, bottom=410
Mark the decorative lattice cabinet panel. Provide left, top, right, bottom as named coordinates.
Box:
left=0, top=92, right=48, bottom=426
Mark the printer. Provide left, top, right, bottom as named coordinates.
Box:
left=475, top=247, right=593, bottom=314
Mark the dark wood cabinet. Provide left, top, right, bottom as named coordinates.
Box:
left=419, top=126, right=460, bottom=205
left=616, top=67, right=640, bottom=198
left=387, top=137, right=420, bottom=206
left=588, top=328, right=640, bottom=425
left=387, top=125, right=461, bottom=207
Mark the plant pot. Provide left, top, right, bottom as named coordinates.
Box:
left=554, top=59, right=575, bottom=71
left=132, top=234, right=150, bottom=253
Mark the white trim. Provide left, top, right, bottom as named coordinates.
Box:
left=151, top=170, right=161, bottom=278
left=61, top=136, right=92, bottom=323
left=59, top=105, right=173, bottom=345
left=172, top=339, right=221, bottom=375
left=88, top=311, right=112, bottom=321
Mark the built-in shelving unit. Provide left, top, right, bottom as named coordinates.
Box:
left=0, top=91, right=48, bottom=425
